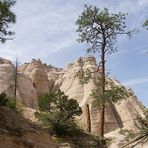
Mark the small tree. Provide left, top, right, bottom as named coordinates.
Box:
left=0, top=0, right=16, bottom=43
left=76, top=5, right=132, bottom=138
left=0, top=92, right=8, bottom=106
left=0, top=92, right=22, bottom=113
left=35, top=90, right=82, bottom=135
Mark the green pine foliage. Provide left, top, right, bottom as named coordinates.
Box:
left=0, top=0, right=16, bottom=43
left=91, top=86, right=128, bottom=107
left=76, top=5, right=132, bottom=54
left=35, top=90, right=82, bottom=136
left=0, top=92, right=8, bottom=106
left=0, top=92, right=22, bottom=113
left=143, top=19, right=148, bottom=30
left=135, top=111, right=148, bottom=144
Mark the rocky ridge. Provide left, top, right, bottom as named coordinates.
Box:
left=0, top=57, right=146, bottom=137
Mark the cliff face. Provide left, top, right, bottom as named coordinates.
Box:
left=0, top=58, right=38, bottom=109
left=0, top=58, right=15, bottom=97
left=0, top=57, right=146, bottom=135
left=52, top=56, right=145, bottom=135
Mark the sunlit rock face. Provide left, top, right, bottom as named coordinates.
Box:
left=0, top=58, right=38, bottom=109
left=0, top=58, right=15, bottom=97
left=19, top=59, right=62, bottom=97
left=19, top=59, right=50, bottom=97
left=0, top=57, right=62, bottom=108
left=16, top=59, right=62, bottom=108
left=0, top=57, right=146, bottom=135
left=53, top=56, right=145, bottom=135
left=17, top=73, right=38, bottom=109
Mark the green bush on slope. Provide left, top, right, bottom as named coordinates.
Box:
left=0, top=92, right=22, bottom=114
left=35, top=90, right=82, bottom=136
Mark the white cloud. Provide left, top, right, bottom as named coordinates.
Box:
left=0, top=0, right=81, bottom=62
left=122, top=76, right=148, bottom=86
left=0, top=0, right=147, bottom=63
left=109, top=44, right=148, bottom=57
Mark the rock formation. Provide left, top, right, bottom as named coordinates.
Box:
left=52, top=56, right=146, bottom=135
left=0, top=58, right=15, bottom=97
left=0, top=57, right=146, bottom=136
left=0, top=58, right=38, bottom=109
left=17, top=74, right=38, bottom=109
left=19, top=59, right=50, bottom=97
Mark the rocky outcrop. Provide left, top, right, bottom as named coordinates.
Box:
left=19, top=59, right=51, bottom=97
left=0, top=58, right=38, bottom=109
left=19, top=59, right=62, bottom=97
left=0, top=56, right=146, bottom=136
left=53, top=56, right=145, bottom=135
left=0, top=58, right=15, bottom=97
left=17, top=74, right=38, bottom=109
left=0, top=57, right=62, bottom=108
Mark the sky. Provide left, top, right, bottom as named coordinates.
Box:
left=0, top=0, right=148, bottom=107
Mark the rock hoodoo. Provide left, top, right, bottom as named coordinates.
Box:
left=0, top=57, right=146, bottom=135
left=52, top=56, right=145, bottom=135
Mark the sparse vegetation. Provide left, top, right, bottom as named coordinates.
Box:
left=121, top=110, right=148, bottom=147
left=0, top=92, right=23, bottom=114
left=0, top=92, right=8, bottom=106
left=35, top=90, right=105, bottom=147
left=35, top=90, right=82, bottom=136
left=119, top=129, right=135, bottom=141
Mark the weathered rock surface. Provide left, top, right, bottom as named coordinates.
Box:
left=0, top=58, right=15, bottom=97
left=19, top=59, right=62, bottom=97
left=0, top=56, right=146, bottom=137
left=53, top=56, right=146, bottom=135
left=19, top=59, right=51, bottom=97
left=0, top=58, right=38, bottom=109
left=0, top=57, right=62, bottom=109
left=17, top=73, right=38, bottom=109
left=105, top=129, right=148, bottom=148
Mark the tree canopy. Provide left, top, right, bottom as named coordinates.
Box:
left=143, top=19, right=148, bottom=30
left=76, top=5, right=131, bottom=55
left=38, top=90, right=82, bottom=119
left=0, top=0, right=16, bottom=43
left=35, top=90, right=82, bottom=135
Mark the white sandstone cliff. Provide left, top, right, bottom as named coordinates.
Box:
left=0, top=57, right=146, bottom=136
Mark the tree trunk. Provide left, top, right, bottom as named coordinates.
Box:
left=85, top=104, right=91, bottom=132
left=14, top=58, right=18, bottom=107
left=99, top=44, right=106, bottom=138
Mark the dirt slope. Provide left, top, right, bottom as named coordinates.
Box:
left=0, top=107, right=53, bottom=148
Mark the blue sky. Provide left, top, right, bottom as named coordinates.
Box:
left=0, top=0, right=148, bottom=107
